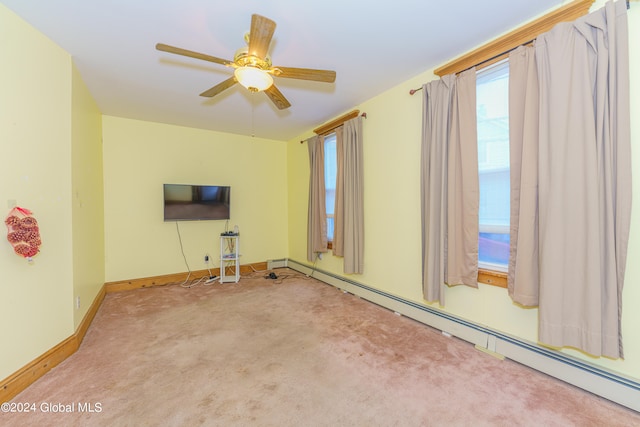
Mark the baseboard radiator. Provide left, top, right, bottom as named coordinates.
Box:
left=274, top=259, right=640, bottom=413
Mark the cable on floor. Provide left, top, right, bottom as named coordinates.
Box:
left=306, top=252, right=321, bottom=278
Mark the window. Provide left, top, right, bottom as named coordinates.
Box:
left=430, top=0, right=592, bottom=288
left=476, top=61, right=510, bottom=273
left=324, top=132, right=337, bottom=244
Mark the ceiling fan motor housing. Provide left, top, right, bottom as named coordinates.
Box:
left=233, top=47, right=272, bottom=70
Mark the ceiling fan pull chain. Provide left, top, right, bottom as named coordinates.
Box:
left=251, top=92, right=256, bottom=138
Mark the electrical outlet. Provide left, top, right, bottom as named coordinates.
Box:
left=75, top=296, right=81, bottom=310
left=204, top=254, right=210, bottom=263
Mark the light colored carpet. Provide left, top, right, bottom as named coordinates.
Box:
left=5, top=269, right=640, bottom=426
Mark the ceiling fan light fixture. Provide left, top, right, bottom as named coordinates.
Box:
left=234, top=66, right=273, bottom=92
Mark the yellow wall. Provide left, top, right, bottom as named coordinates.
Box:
left=102, top=116, right=288, bottom=282
left=3, top=0, right=638, bottom=392
left=0, top=4, right=74, bottom=379
left=287, top=1, right=640, bottom=381
left=71, top=64, right=105, bottom=329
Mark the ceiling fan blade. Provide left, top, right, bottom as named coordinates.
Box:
left=199, top=77, right=238, bottom=97
left=156, top=43, right=230, bottom=66
left=274, top=66, right=336, bottom=83
left=264, top=85, right=291, bottom=110
left=248, top=14, right=276, bottom=59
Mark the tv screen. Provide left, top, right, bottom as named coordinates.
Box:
left=163, top=184, right=230, bottom=221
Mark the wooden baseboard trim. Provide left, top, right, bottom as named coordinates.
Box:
left=0, top=335, right=77, bottom=404
left=105, top=262, right=269, bottom=293
left=76, top=285, right=106, bottom=346
left=1, top=284, right=106, bottom=404
left=1, top=261, right=270, bottom=403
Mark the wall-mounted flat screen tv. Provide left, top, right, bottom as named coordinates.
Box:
left=163, top=184, right=230, bottom=221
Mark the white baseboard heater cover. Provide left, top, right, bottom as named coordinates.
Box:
left=267, top=259, right=288, bottom=270
left=286, top=258, right=640, bottom=413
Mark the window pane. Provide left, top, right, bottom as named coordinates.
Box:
left=327, top=216, right=334, bottom=242
left=477, top=61, right=510, bottom=270
left=324, top=133, right=337, bottom=240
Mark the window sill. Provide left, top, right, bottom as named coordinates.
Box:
left=478, top=268, right=507, bottom=288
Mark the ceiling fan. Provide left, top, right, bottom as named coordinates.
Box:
left=156, top=14, right=336, bottom=110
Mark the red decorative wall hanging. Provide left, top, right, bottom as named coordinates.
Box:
left=5, top=206, right=42, bottom=261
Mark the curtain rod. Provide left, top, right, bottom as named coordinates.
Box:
left=300, top=112, right=367, bottom=143
left=410, top=0, right=624, bottom=95
left=409, top=40, right=535, bottom=96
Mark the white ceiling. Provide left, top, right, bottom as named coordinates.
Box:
left=1, top=0, right=565, bottom=141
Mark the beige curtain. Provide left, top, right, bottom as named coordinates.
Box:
left=307, top=135, right=327, bottom=262
left=340, top=117, right=364, bottom=274
left=421, top=76, right=454, bottom=304
left=534, top=0, right=630, bottom=358
left=333, top=127, right=345, bottom=257
left=421, top=69, right=478, bottom=304
left=447, top=68, right=479, bottom=288
left=508, top=45, right=540, bottom=307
